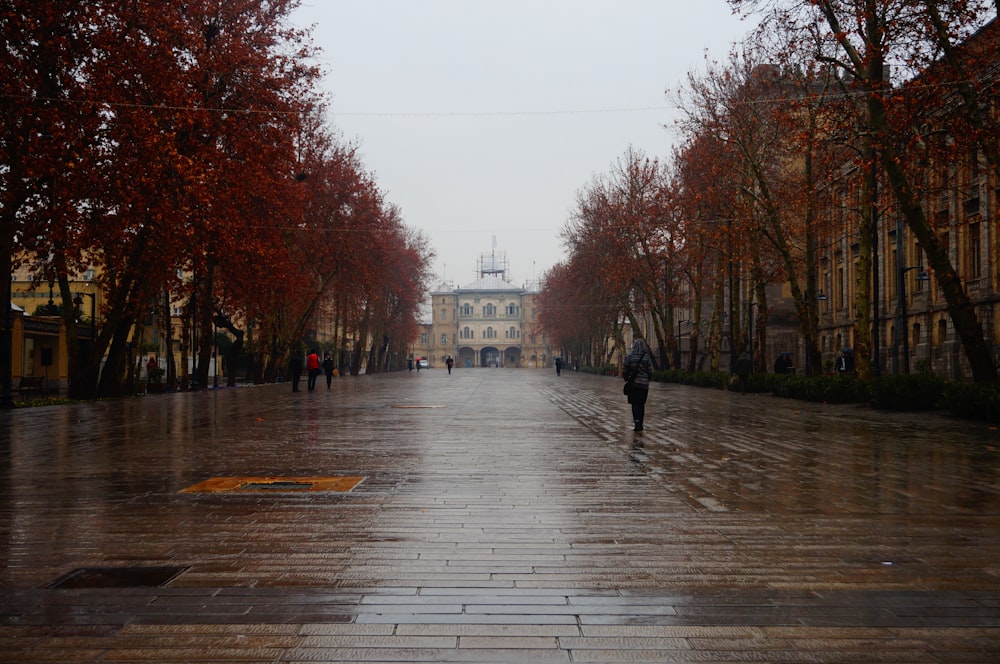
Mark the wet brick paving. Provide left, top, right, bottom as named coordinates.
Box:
left=1, top=369, right=998, bottom=662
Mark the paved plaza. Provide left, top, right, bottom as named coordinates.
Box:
left=1, top=368, right=998, bottom=662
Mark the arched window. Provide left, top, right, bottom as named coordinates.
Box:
left=462, top=327, right=473, bottom=339
left=509, top=327, right=518, bottom=339
left=936, top=319, right=947, bottom=345
left=484, top=303, right=496, bottom=316
left=485, top=327, right=495, bottom=339
left=506, top=303, right=518, bottom=316
left=462, top=303, right=473, bottom=316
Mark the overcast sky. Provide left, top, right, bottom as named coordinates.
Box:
left=291, top=1, right=755, bottom=288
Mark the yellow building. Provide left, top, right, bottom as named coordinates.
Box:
left=415, top=252, right=552, bottom=369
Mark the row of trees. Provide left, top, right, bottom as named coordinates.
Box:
left=2, top=0, right=432, bottom=400
left=540, top=0, right=998, bottom=382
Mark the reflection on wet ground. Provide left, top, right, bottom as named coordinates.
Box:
left=1, top=370, right=998, bottom=661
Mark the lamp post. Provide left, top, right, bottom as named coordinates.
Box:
left=747, top=301, right=759, bottom=362
left=676, top=319, right=690, bottom=370
left=73, top=292, right=96, bottom=345
left=894, top=264, right=930, bottom=374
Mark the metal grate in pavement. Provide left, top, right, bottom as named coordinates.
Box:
left=45, top=565, right=188, bottom=589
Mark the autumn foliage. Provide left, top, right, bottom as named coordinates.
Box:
left=1, top=0, right=432, bottom=398
left=541, top=2, right=999, bottom=381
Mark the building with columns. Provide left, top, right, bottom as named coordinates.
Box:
left=415, top=252, right=552, bottom=369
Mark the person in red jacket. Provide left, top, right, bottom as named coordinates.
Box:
left=306, top=350, right=321, bottom=391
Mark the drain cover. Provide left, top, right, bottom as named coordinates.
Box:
left=180, top=476, right=364, bottom=493
left=46, top=565, right=188, bottom=589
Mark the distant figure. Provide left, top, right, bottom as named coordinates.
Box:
left=555, top=357, right=563, bottom=376
left=288, top=352, right=303, bottom=392
left=835, top=350, right=851, bottom=373
left=322, top=353, right=335, bottom=388
left=446, top=356, right=454, bottom=374
left=735, top=351, right=752, bottom=393
left=622, top=339, right=653, bottom=432
left=306, top=349, right=320, bottom=390
left=774, top=352, right=794, bottom=375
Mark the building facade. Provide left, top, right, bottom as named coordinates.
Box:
left=415, top=252, right=552, bottom=369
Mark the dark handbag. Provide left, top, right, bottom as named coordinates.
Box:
left=622, top=349, right=645, bottom=395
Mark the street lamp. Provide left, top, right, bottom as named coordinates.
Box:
left=676, top=319, right=690, bottom=369
left=747, top=301, right=759, bottom=361
left=894, top=264, right=930, bottom=374
left=73, top=292, right=96, bottom=346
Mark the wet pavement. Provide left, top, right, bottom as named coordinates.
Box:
left=1, top=368, right=998, bottom=662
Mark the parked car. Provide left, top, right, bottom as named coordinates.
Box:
left=417, top=357, right=429, bottom=368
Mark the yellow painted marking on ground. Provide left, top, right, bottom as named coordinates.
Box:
left=180, top=476, right=364, bottom=493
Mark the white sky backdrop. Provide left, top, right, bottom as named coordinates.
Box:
left=291, top=1, right=756, bottom=287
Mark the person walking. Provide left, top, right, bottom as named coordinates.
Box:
left=288, top=351, right=303, bottom=393
left=554, top=357, right=563, bottom=376
left=622, top=339, right=653, bottom=432
left=322, top=353, right=335, bottom=388
left=306, top=349, right=320, bottom=391
left=734, top=351, right=752, bottom=394
left=446, top=356, right=454, bottom=374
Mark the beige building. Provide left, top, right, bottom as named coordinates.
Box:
left=415, top=252, right=552, bottom=369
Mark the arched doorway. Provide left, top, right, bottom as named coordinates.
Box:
left=504, top=346, right=522, bottom=367
left=480, top=346, right=501, bottom=367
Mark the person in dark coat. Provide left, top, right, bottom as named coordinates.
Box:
left=622, top=339, right=654, bottom=432
left=288, top=352, right=303, bottom=393
left=734, top=351, right=752, bottom=393
left=322, top=353, right=335, bottom=388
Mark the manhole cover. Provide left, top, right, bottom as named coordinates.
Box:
left=180, top=476, right=364, bottom=493
left=46, top=565, right=188, bottom=589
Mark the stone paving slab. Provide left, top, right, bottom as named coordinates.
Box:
left=1, top=369, right=998, bottom=662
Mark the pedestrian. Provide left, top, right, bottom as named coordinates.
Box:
left=288, top=351, right=303, bottom=393
left=306, top=349, right=320, bottom=391
left=446, top=356, right=454, bottom=374
left=773, top=352, right=793, bottom=375
left=734, top=351, right=752, bottom=393
left=835, top=350, right=850, bottom=373
left=555, top=357, right=563, bottom=376
left=622, top=339, right=653, bottom=432
left=322, top=353, right=335, bottom=388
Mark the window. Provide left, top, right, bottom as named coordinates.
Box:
left=485, top=326, right=495, bottom=339
left=462, top=327, right=472, bottom=339
left=969, top=223, right=981, bottom=278
left=508, top=327, right=518, bottom=339
left=836, top=267, right=845, bottom=310
left=506, top=303, right=518, bottom=316
left=484, top=303, right=496, bottom=316
left=420, top=333, right=428, bottom=345
left=462, top=303, right=473, bottom=316
left=441, top=333, right=448, bottom=344
left=935, top=319, right=947, bottom=345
